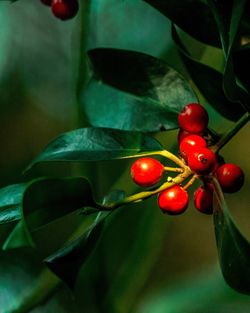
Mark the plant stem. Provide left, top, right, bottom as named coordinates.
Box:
left=122, top=150, right=185, bottom=168
left=164, top=166, right=183, bottom=173
left=211, top=112, right=250, bottom=153
left=183, top=174, right=197, bottom=190
left=107, top=165, right=192, bottom=209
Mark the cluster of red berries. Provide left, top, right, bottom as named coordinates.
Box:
left=130, top=103, right=244, bottom=215
left=40, top=0, right=79, bottom=21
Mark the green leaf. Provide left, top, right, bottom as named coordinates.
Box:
left=45, top=213, right=107, bottom=290
left=26, top=128, right=163, bottom=172
left=2, top=221, right=35, bottom=250
left=143, top=0, right=221, bottom=47
left=102, top=189, right=126, bottom=207
left=213, top=179, right=250, bottom=295
left=84, top=48, right=198, bottom=131
left=172, top=25, right=246, bottom=121
left=234, top=45, right=250, bottom=91
left=22, top=177, right=96, bottom=231
left=207, top=0, right=250, bottom=111
left=0, top=184, right=26, bottom=224
left=82, top=80, right=181, bottom=132
left=2, top=177, right=98, bottom=250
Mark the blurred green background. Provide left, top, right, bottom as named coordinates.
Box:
left=0, top=0, right=249, bottom=312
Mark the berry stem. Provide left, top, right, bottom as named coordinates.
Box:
left=124, top=150, right=185, bottom=168
left=183, top=174, right=197, bottom=190
left=105, top=165, right=192, bottom=209
left=211, top=112, right=250, bottom=152
left=164, top=166, right=183, bottom=173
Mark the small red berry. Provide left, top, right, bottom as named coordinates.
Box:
left=178, top=103, right=209, bottom=133
left=158, top=185, right=189, bottom=215
left=51, top=0, right=79, bottom=20
left=40, top=0, right=52, bottom=5
left=216, top=163, right=244, bottom=193
left=178, top=129, right=191, bottom=145
left=179, top=134, right=207, bottom=160
left=194, top=184, right=214, bottom=214
left=188, top=147, right=216, bottom=175
left=131, top=157, right=164, bottom=187
left=178, top=129, right=204, bottom=145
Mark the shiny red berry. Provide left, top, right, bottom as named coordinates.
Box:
left=216, top=163, right=244, bottom=193
left=188, top=148, right=216, bottom=175
left=178, top=103, right=208, bottom=133
left=40, top=0, right=52, bottom=5
left=51, top=0, right=79, bottom=20
left=177, top=129, right=204, bottom=145
left=158, top=185, right=189, bottom=215
left=131, top=157, right=164, bottom=187
left=194, top=184, right=214, bottom=214
left=179, top=134, right=207, bottom=160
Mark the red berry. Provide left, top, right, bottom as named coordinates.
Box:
left=179, top=134, right=207, bottom=160
left=216, top=163, right=244, bottom=193
left=194, top=184, right=214, bottom=214
left=51, top=0, right=79, bottom=20
left=158, top=185, right=189, bottom=215
left=41, top=0, right=52, bottom=5
left=188, top=147, right=216, bottom=175
left=178, top=129, right=204, bottom=145
left=178, top=103, right=209, bottom=133
left=131, top=157, right=164, bottom=187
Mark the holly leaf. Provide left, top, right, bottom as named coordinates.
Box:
left=213, top=179, right=250, bottom=295
left=172, top=24, right=246, bottom=121
left=2, top=177, right=99, bottom=250
left=207, top=0, right=250, bottom=111
left=84, top=49, right=198, bottom=132
left=25, top=128, right=163, bottom=172
left=45, top=213, right=107, bottom=290
left=0, top=184, right=26, bottom=225
left=233, top=45, right=250, bottom=91
left=143, top=0, right=220, bottom=47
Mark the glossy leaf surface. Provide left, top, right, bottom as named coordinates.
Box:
left=213, top=179, right=250, bottom=295
left=84, top=48, right=198, bottom=131
left=0, top=184, right=26, bottom=224
left=172, top=25, right=246, bottom=121
left=26, top=128, right=163, bottom=171
left=143, top=0, right=220, bottom=47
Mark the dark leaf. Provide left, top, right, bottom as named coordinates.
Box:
left=82, top=80, right=179, bottom=132
left=207, top=0, right=250, bottom=110
left=172, top=25, right=246, bottom=121
left=0, top=184, right=26, bottom=224
left=101, top=189, right=126, bottom=207
left=85, top=49, right=198, bottom=132
left=45, top=213, right=107, bottom=290
left=143, top=0, right=220, bottom=47
left=26, top=128, right=163, bottom=172
left=213, top=178, right=250, bottom=295
left=80, top=207, right=100, bottom=216
left=23, top=177, right=96, bottom=232
left=234, top=45, right=250, bottom=90
left=2, top=221, right=35, bottom=250
left=2, top=177, right=98, bottom=250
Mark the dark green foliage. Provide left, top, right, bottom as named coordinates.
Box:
left=0, top=184, right=26, bottom=224
left=172, top=25, right=246, bottom=121
left=26, top=128, right=163, bottom=171
left=213, top=180, right=250, bottom=294
left=83, top=49, right=198, bottom=131
left=144, top=0, right=221, bottom=47
left=45, top=214, right=107, bottom=290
